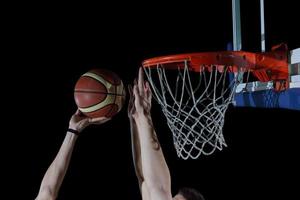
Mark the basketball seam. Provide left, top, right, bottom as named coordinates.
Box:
left=76, top=72, right=123, bottom=116
left=74, top=90, right=124, bottom=96
left=83, top=103, right=113, bottom=114
left=78, top=103, right=111, bottom=110
left=106, top=78, right=118, bottom=117
left=80, top=95, right=125, bottom=109
left=83, top=73, right=119, bottom=85
left=106, top=98, right=117, bottom=117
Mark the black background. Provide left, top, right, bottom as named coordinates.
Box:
left=4, top=0, right=299, bottom=199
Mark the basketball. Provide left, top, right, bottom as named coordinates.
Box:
left=74, top=69, right=126, bottom=118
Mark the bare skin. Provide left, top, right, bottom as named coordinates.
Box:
left=128, top=68, right=184, bottom=200
left=36, top=68, right=190, bottom=200
left=35, top=110, right=109, bottom=200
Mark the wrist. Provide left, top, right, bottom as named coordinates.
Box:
left=134, top=114, right=153, bottom=126
left=66, top=131, right=79, bottom=142
left=67, top=128, right=80, bottom=136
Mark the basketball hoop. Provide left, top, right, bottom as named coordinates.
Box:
left=142, top=50, right=288, bottom=159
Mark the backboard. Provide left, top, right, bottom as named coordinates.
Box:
left=231, top=0, right=300, bottom=110
left=233, top=48, right=300, bottom=110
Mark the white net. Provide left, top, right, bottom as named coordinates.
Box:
left=144, top=63, right=240, bottom=159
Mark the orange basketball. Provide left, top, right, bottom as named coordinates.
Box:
left=74, top=69, right=126, bottom=118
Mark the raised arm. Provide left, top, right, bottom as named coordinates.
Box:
left=35, top=110, right=109, bottom=200
left=128, top=85, right=144, bottom=186
left=128, top=85, right=150, bottom=200
left=130, top=68, right=172, bottom=200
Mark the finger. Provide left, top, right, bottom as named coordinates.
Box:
left=128, top=85, right=134, bottom=110
left=89, top=116, right=110, bottom=123
left=80, top=118, right=90, bottom=129
left=127, top=85, right=132, bottom=106
left=133, top=84, right=138, bottom=96
left=129, top=92, right=135, bottom=111
left=145, top=81, right=150, bottom=91
left=147, top=88, right=152, bottom=103
left=129, top=85, right=136, bottom=102
left=145, top=81, right=152, bottom=100
left=91, top=118, right=110, bottom=125
left=100, top=118, right=111, bottom=124
left=88, top=118, right=110, bottom=125
left=133, top=84, right=141, bottom=102
left=138, top=67, right=144, bottom=94
left=75, top=109, right=81, bottom=115
left=76, top=109, right=86, bottom=117
left=128, top=84, right=133, bottom=99
left=148, top=87, right=152, bottom=98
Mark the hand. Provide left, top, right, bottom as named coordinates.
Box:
left=129, top=67, right=152, bottom=119
left=127, top=84, right=135, bottom=120
left=69, top=110, right=110, bottom=133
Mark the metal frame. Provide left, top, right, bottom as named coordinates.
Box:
left=231, top=0, right=299, bottom=110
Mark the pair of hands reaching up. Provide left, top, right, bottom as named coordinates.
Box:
left=128, top=67, right=152, bottom=119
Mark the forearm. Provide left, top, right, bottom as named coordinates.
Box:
left=134, top=114, right=171, bottom=191
left=129, top=118, right=144, bottom=186
left=37, top=132, right=78, bottom=199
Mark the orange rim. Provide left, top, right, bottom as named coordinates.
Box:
left=142, top=50, right=288, bottom=82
